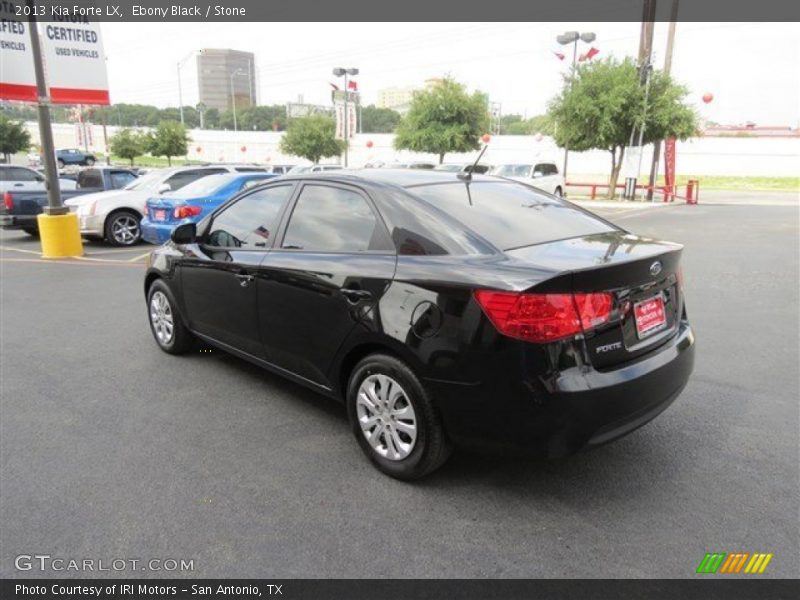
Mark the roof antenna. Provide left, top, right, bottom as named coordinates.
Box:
left=457, top=141, right=489, bottom=182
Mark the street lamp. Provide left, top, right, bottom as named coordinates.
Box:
left=176, top=51, right=194, bottom=126
left=557, top=31, right=596, bottom=179
left=229, top=69, right=246, bottom=132
left=332, top=67, right=359, bottom=167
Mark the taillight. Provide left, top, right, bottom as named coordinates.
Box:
left=173, top=205, right=202, bottom=219
left=474, top=290, right=613, bottom=343
left=3, top=192, right=13, bottom=211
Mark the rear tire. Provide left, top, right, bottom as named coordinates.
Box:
left=105, top=210, right=141, bottom=246
left=56, top=159, right=65, bottom=169
left=146, top=279, right=194, bottom=355
left=85, top=157, right=95, bottom=166
left=347, top=354, right=452, bottom=480
left=22, top=228, right=39, bottom=237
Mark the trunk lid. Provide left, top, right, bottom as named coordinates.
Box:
left=506, top=232, right=684, bottom=368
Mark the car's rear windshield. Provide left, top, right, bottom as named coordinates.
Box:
left=410, top=181, right=616, bottom=250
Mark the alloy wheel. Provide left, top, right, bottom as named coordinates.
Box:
left=149, top=291, right=174, bottom=345
left=111, top=214, right=140, bottom=245
left=356, top=374, right=418, bottom=461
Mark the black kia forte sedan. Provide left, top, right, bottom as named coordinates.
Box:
left=143, top=170, right=695, bottom=479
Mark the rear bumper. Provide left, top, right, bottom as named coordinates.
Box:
left=0, top=213, right=37, bottom=230
left=141, top=218, right=173, bottom=245
left=428, top=321, right=695, bottom=457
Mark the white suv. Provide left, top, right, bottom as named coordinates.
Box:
left=490, top=162, right=565, bottom=197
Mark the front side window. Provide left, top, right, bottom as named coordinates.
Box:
left=206, top=185, right=293, bottom=248
left=109, top=171, right=137, bottom=189
left=282, top=185, right=386, bottom=253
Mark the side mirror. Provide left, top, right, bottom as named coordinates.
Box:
left=157, top=183, right=171, bottom=194
left=171, top=222, right=196, bottom=244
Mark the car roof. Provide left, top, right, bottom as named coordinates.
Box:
left=276, top=168, right=500, bottom=188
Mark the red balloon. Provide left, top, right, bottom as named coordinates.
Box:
left=481, top=133, right=491, bottom=144
left=366, top=140, right=374, bottom=149
left=240, top=145, right=247, bottom=152
left=196, top=146, right=202, bottom=153
left=702, top=93, right=714, bottom=104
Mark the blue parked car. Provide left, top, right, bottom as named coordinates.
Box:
left=141, top=173, right=276, bottom=244
left=55, top=148, right=96, bottom=167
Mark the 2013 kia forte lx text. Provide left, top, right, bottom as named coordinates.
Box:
left=143, top=170, right=695, bottom=480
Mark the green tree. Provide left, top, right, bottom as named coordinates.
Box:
left=547, top=57, right=697, bottom=198
left=394, top=78, right=490, bottom=164
left=109, top=128, right=146, bottom=166
left=239, top=105, right=287, bottom=131
left=0, top=115, right=31, bottom=161
left=279, top=115, right=345, bottom=164
left=145, top=121, right=189, bottom=166
left=360, top=105, right=401, bottom=133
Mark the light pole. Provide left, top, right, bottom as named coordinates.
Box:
left=332, top=67, right=359, bottom=167
left=176, top=51, right=194, bottom=126
left=556, top=31, right=596, bottom=180
left=229, top=69, right=246, bottom=132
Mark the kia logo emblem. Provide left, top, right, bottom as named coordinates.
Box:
left=650, top=261, right=663, bottom=276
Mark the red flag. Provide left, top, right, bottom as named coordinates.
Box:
left=347, top=80, right=358, bottom=91
left=585, top=47, right=600, bottom=60
left=553, top=51, right=565, bottom=61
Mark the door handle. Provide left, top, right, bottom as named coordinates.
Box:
left=235, top=273, right=255, bottom=287
left=342, top=288, right=373, bottom=303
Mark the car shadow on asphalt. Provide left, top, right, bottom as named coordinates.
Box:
left=196, top=342, right=686, bottom=495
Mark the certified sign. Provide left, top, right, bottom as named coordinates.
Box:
left=41, top=15, right=109, bottom=104
left=0, top=2, right=37, bottom=102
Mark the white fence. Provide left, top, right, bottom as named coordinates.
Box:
left=24, top=122, right=800, bottom=177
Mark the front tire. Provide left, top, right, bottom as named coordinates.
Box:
left=22, top=228, right=39, bottom=237
left=147, top=279, right=194, bottom=354
left=347, top=354, right=452, bottom=480
left=554, top=186, right=563, bottom=198
left=56, top=159, right=65, bottom=169
left=105, top=210, right=141, bottom=246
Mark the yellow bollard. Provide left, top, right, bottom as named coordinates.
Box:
left=37, top=212, right=84, bottom=258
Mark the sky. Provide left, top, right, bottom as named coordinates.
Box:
left=101, top=22, right=800, bottom=126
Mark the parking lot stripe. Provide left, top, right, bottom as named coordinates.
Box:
left=1, top=257, right=142, bottom=267
left=0, top=245, right=42, bottom=256
left=128, top=251, right=152, bottom=263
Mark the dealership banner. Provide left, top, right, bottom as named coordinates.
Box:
left=0, top=3, right=37, bottom=102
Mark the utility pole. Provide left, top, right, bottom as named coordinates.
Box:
left=624, top=0, right=656, bottom=200
left=647, top=0, right=679, bottom=201
left=27, top=0, right=64, bottom=216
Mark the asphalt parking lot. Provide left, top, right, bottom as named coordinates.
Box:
left=1, top=194, right=798, bottom=578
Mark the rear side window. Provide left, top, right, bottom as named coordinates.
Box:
left=411, top=182, right=616, bottom=250
left=77, top=169, right=103, bottom=188
left=3, top=167, right=39, bottom=182
left=534, top=163, right=558, bottom=176
left=282, top=184, right=390, bottom=253
left=206, top=185, right=293, bottom=248
left=166, top=168, right=227, bottom=191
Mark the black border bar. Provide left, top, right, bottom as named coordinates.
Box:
left=18, top=0, right=800, bottom=22
left=2, top=579, right=800, bottom=600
